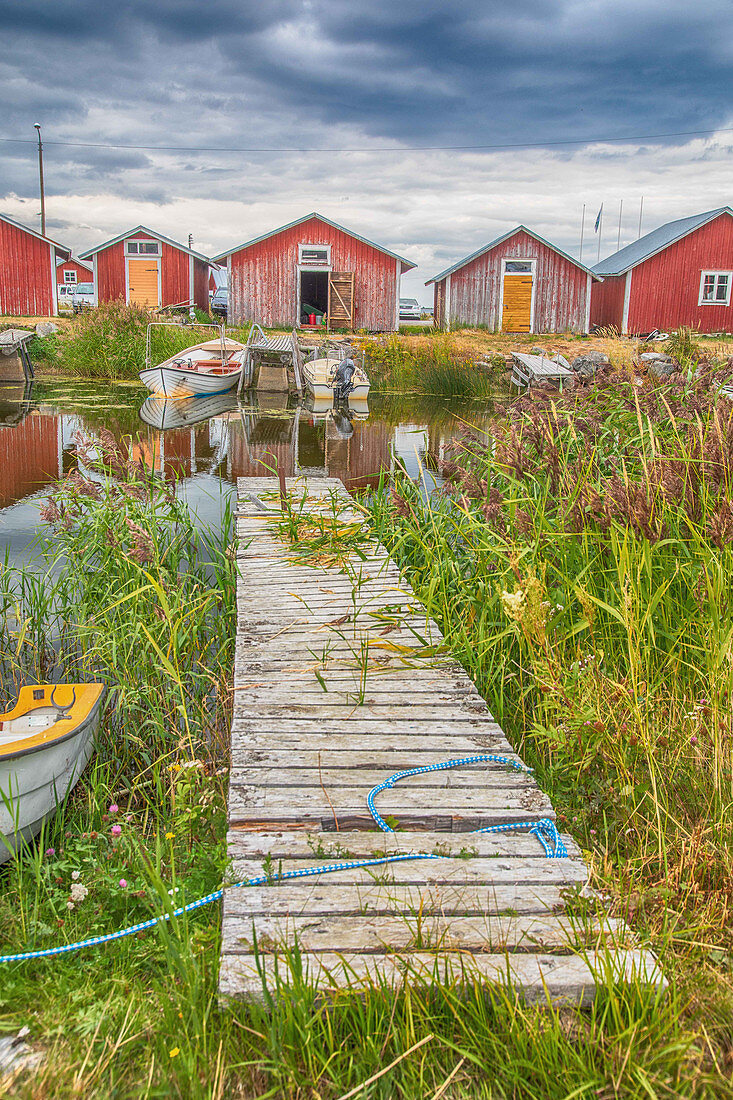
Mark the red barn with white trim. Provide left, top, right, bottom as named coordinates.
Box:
left=0, top=213, right=70, bottom=316
left=591, top=207, right=733, bottom=334
left=426, top=226, right=600, bottom=333
left=213, top=213, right=416, bottom=331
left=79, top=226, right=211, bottom=311
left=57, top=256, right=93, bottom=286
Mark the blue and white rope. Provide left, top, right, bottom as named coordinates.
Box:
left=0, top=753, right=567, bottom=964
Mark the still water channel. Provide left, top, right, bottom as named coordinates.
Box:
left=0, top=379, right=497, bottom=566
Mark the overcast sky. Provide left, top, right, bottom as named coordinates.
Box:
left=1, top=0, right=732, bottom=299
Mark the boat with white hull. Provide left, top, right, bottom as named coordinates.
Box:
left=302, top=353, right=370, bottom=400
left=0, top=684, right=105, bottom=862
left=140, top=338, right=247, bottom=398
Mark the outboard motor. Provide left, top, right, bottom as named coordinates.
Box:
left=333, top=357, right=356, bottom=403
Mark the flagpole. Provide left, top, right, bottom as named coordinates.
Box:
left=579, top=203, right=586, bottom=262
left=637, top=196, right=644, bottom=238
left=597, top=205, right=603, bottom=262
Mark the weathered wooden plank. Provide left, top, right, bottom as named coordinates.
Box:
left=219, top=950, right=662, bottom=1006
left=226, top=829, right=582, bottom=861
left=230, top=857, right=585, bottom=888
left=222, top=882, right=576, bottom=918
left=223, top=914, right=619, bottom=955
left=229, top=766, right=537, bottom=790
left=231, top=731, right=516, bottom=755
left=229, top=751, right=527, bottom=773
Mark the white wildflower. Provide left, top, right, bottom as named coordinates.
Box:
left=66, top=901, right=75, bottom=911
left=500, top=589, right=525, bottom=620
left=70, top=882, right=88, bottom=903
left=71, top=870, right=81, bottom=881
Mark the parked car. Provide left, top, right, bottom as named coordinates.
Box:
left=211, top=286, right=227, bottom=319
left=72, top=283, right=95, bottom=313
left=399, top=297, right=422, bottom=320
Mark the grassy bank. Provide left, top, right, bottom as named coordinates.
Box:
left=365, top=368, right=733, bottom=1094
left=25, top=301, right=249, bottom=381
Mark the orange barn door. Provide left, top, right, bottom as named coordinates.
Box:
left=501, top=274, right=533, bottom=332
left=128, top=258, right=160, bottom=307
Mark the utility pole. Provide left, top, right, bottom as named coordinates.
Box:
left=579, top=203, right=586, bottom=263
left=34, top=123, right=45, bottom=237
left=637, top=196, right=644, bottom=239
left=188, top=234, right=193, bottom=249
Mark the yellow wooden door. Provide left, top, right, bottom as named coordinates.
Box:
left=128, top=258, right=160, bottom=307
left=501, top=275, right=533, bottom=332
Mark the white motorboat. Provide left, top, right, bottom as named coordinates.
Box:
left=302, top=352, right=370, bottom=401
left=0, top=684, right=105, bottom=862
left=140, top=337, right=247, bottom=398
left=139, top=392, right=238, bottom=430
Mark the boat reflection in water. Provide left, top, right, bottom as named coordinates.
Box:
left=138, top=392, right=238, bottom=431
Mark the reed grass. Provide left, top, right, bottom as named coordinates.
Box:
left=365, top=376, right=733, bottom=1089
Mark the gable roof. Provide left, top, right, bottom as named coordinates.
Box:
left=0, top=212, right=71, bottom=259
left=79, top=225, right=211, bottom=264
left=212, top=212, right=417, bottom=272
left=593, top=208, right=733, bottom=276
left=426, top=225, right=601, bottom=285
left=56, top=255, right=93, bottom=273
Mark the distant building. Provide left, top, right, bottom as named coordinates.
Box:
left=79, top=226, right=211, bottom=311
left=213, top=212, right=416, bottom=330
left=426, top=226, right=600, bottom=333
left=0, top=213, right=71, bottom=317
left=56, top=256, right=94, bottom=307
left=591, top=207, right=733, bottom=334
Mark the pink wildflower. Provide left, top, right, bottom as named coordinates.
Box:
left=111, top=824, right=122, bottom=837
left=45, top=847, right=55, bottom=856
left=108, top=803, right=119, bottom=814
left=691, top=735, right=699, bottom=746
left=119, top=879, right=128, bottom=889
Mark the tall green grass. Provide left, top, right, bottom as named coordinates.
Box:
left=362, top=334, right=499, bottom=398
left=36, top=299, right=252, bottom=380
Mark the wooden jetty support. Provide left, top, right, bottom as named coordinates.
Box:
left=221, top=476, right=661, bottom=1004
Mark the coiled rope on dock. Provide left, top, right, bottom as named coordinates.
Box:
left=0, top=754, right=567, bottom=964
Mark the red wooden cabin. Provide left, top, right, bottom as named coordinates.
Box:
left=79, top=226, right=211, bottom=311
left=213, top=213, right=416, bottom=330
left=0, top=213, right=70, bottom=316
left=426, top=226, right=600, bottom=333
left=591, top=208, right=733, bottom=334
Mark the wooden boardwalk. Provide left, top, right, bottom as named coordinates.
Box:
left=221, top=476, right=661, bottom=1003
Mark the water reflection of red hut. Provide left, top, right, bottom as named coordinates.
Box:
left=229, top=414, right=297, bottom=480
left=0, top=411, right=60, bottom=507
left=131, top=426, right=218, bottom=481
left=327, top=418, right=393, bottom=491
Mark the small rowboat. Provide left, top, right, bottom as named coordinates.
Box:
left=0, top=684, right=105, bottom=862
left=302, top=354, right=370, bottom=400
left=139, top=338, right=247, bottom=398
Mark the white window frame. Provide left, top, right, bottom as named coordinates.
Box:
left=298, top=243, right=331, bottom=267
left=125, top=238, right=161, bottom=257
left=699, top=270, right=732, bottom=306
left=63, top=270, right=77, bottom=284
left=498, top=257, right=536, bottom=332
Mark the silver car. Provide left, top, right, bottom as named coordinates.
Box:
left=399, top=297, right=422, bottom=320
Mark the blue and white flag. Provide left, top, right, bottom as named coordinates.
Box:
left=594, top=204, right=603, bottom=232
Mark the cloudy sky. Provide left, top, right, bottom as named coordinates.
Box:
left=1, top=0, right=732, bottom=299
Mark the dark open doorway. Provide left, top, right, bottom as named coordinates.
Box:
left=300, top=270, right=329, bottom=326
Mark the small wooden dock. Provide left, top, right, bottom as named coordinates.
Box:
left=221, top=476, right=660, bottom=1003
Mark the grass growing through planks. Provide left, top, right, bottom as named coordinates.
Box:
left=366, top=373, right=733, bottom=1088
left=0, top=423, right=728, bottom=1096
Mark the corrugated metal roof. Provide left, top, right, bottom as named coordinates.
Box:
left=593, top=208, right=733, bottom=275
left=0, top=213, right=71, bottom=258
left=212, top=212, right=417, bottom=272
left=79, top=225, right=211, bottom=264
left=425, top=225, right=601, bottom=285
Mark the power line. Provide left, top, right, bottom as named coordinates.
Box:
left=0, top=126, right=731, bottom=155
